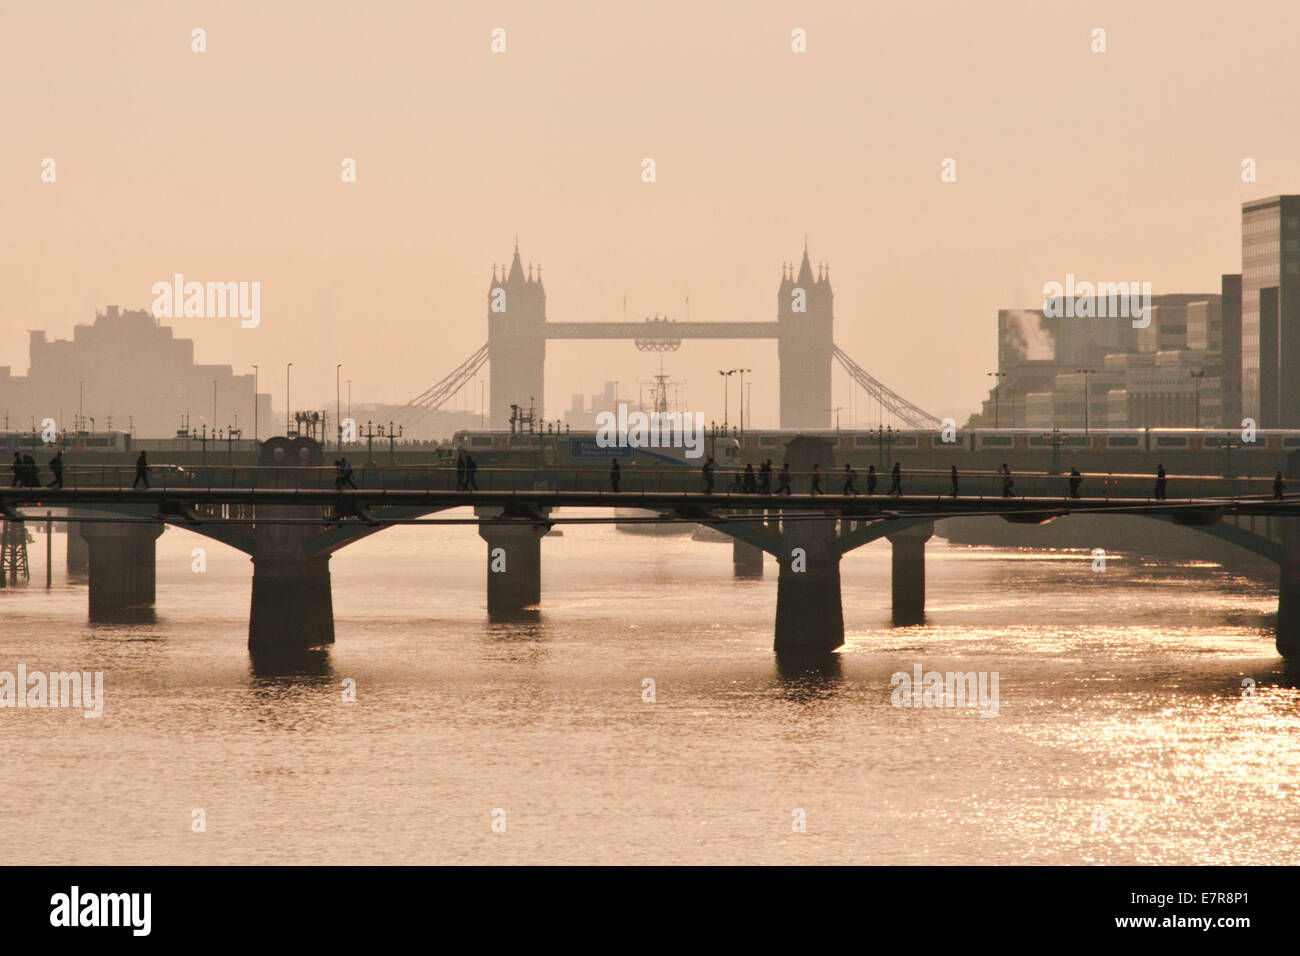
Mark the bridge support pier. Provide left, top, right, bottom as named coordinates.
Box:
left=477, top=508, right=551, bottom=615
left=81, top=521, right=164, bottom=618
left=249, top=509, right=335, bottom=651
left=1277, top=517, right=1300, bottom=658
left=732, top=512, right=764, bottom=577
left=774, top=513, right=843, bottom=652
left=66, top=512, right=89, bottom=577
left=888, top=522, right=933, bottom=626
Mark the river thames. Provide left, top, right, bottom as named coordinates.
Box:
left=1, top=517, right=1295, bottom=865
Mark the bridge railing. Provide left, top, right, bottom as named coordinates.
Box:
left=25, top=464, right=1286, bottom=501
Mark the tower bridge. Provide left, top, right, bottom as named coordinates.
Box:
left=396, top=242, right=942, bottom=433
left=7, top=436, right=1300, bottom=664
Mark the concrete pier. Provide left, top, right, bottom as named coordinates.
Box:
left=477, top=507, right=551, bottom=614
left=81, top=521, right=163, bottom=618
left=732, top=511, right=764, bottom=577
left=248, top=436, right=335, bottom=651
left=66, top=512, right=89, bottom=576
left=1277, top=516, right=1300, bottom=658
left=774, top=435, right=842, bottom=652
left=888, top=522, right=933, bottom=625
left=774, top=512, right=843, bottom=651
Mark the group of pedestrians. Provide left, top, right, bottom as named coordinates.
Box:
left=455, top=449, right=479, bottom=491
left=10, top=451, right=60, bottom=488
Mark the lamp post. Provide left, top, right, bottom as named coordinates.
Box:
left=718, top=369, right=737, bottom=430
left=251, top=365, right=259, bottom=442
left=1075, top=368, right=1097, bottom=434
left=1190, top=370, right=1205, bottom=429
left=336, top=364, right=343, bottom=450
left=987, top=371, right=1006, bottom=429
left=286, top=363, right=293, bottom=436
left=736, top=368, right=751, bottom=438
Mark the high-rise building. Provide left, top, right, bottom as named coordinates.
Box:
left=1241, top=196, right=1300, bottom=427
left=1220, top=273, right=1242, bottom=426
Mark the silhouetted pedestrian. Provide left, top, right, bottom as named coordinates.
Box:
left=759, top=459, right=772, bottom=495
left=889, top=462, right=902, bottom=496
left=777, top=461, right=792, bottom=496
left=1154, top=464, right=1167, bottom=500
left=339, top=456, right=357, bottom=489
left=1275, top=471, right=1286, bottom=500
left=132, top=451, right=150, bottom=489
left=464, top=454, right=478, bottom=491
left=951, top=465, right=959, bottom=498
left=610, top=458, right=621, bottom=492
left=702, top=456, right=715, bottom=494
left=22, top=454, right=37, bottom=488
left=1000, top=462, right=1015, bottom=498
left=742, top=463, right=757, bottom=494
left=843, top=463, right=857, bottom=496
left=866, top=464, right=877, bottom=494
left=810, top=464, right=823, bottom=496
left=10, top=452, right=21, bottom=488
left=455, top=449, right=467, bottom=491
left=47, top=450, right=63, bottom=489
left=1069, top=467, right=1082, bottom=499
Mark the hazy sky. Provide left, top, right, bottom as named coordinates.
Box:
left=2, top=0, right=1297, bottom=428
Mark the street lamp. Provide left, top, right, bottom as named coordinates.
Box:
left=736, top=368, right=751, bottom=437
left=718, top=369, right=738, bottom=429
left=336, top=364, right=343, bottom=450
left=987, top=371, right=1006, bottom=429
left=1190, top=370, right=1205, bottom=429
left=1075, top=368, right=1098, bottom=434
left=286, top=362, right=293, bottom=436
left=251, top=365, right=259, bottom=442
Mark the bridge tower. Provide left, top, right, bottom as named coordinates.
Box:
left=488, top=243, right=547, bottom=427
left=777, top=244, right=834, bottom=429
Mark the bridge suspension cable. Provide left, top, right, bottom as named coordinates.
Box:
left=832, top=344, right=941, bottom=429
left=393, top=342, right=489, bottom=429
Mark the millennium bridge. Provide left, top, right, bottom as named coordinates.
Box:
left=5, top=435, right=1300, bottom=659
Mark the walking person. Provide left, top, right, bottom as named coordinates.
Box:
left=339, top=456, right=358, bottom=489
left=759, top=459, right=772, bottom=495
left=777, top=461, right=792, bottom=496
left=1275, top=470, right=1286, bottom=500
left=702, top=456, right=716, bottom=494
left=332, top=459, right=344, bottom=490
left=132, top=450, right=150, bottom=489
left=455, top=449, right=467, bottom=491
left=610, top=458, right=621, bottom=492
left=1069, top=466, right=1082, bottom=499
left=464, top=454, right=479, bottom=492
left=22, top=454, right=37, bottom=488
left=10, top=452, right=22, bottom=488
left=742, top=463, right=757, bottom=494
left=47, top=450, right=63, bottom=489
left=950, top=465, right=959, bottom=498
left=810, top=463, right=823, bottom=496
left=1000, top=462, right=1015, bottom=498
left=843, top=463, right=857, bottom=496
left=866, top=464, right=878, bottom=495
left=1154, top=464, right=1167, bottom=500
left=888, top=462, right=902, bottom=496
